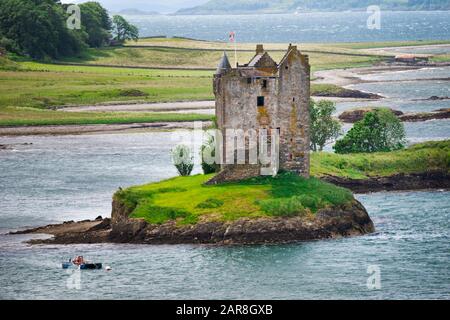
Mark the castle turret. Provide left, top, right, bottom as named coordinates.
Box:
left=215, top=52, right=231, bottom=75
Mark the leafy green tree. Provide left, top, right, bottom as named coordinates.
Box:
left=334, top=108, right=406, bottom=154
left=79, top=1, right=112, bottom=47
left=309, top=100, right=342, bottom=151
left=112, top=15, right=139, bottom=43
left=0, top=0, right=85, bottom=59
left=171, top=144, right=194, bottom=176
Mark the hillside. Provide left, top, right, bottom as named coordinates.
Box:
left=177, top=0, right=450, bottom=15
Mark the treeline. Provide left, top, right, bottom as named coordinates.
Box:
left=0, top=0, right=139, bottom=60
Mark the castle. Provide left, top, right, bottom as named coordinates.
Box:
left=209, top=44, right=310, bottom=183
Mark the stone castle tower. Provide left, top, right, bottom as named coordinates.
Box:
left=209, top=44, right=310, bottom=184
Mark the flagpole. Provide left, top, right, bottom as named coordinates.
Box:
left=234, top=32, right=237, bottom=68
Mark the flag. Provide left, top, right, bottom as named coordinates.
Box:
left=229, top=31, right=235, bottom=43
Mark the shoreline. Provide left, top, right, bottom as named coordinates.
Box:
left=9, top=170, right=449, bottom=245
left=0, top=121, right=213, bottom=136
left=12, top=199, right=375, bottom=245
left=2, top=63, right=448, bottom=137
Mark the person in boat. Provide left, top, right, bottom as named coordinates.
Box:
left=73, top=256, right=85, bottom=266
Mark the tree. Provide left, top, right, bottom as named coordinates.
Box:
left=309, top=99, right=342, bottom=151
left=334, top=108, right=406, bottom=154
left=112, top=15, right=139, bottom=43
left=79, top=2, right=112, bottom=47
left=0, top=0, right=85, bottom=59
left=171, top=144, right=194, bottom=176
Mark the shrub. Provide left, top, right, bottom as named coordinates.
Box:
left=200, top=132, right=219, bottom=174
left=334, top=108, right=406, bottom=154
left=171, top=144, right=194, bottom=176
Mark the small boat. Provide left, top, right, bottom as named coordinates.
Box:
left=62, top=256, right=102, bottom=270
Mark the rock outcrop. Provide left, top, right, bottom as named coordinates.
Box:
left=321, top=171, right=450, bottom=193
left=338, top=108, right=403, bottom=123
left=338, top=107, right=450, bottom=123
left=15, top=198, right=375, bottom=245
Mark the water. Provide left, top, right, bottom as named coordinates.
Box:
left=1, top=27, right=450, bottom=298
left=126, top=11, right=450, bottom=42
left=0, top=191, right=448, bottom=299
left=339, top=66, right=450, bottom=114
left=0, top=132, right=449, bottom=299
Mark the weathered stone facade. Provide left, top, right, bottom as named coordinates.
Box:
left=210, top=44, right=310, bottom=184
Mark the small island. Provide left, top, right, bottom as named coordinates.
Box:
left=16, top=140, right=449, bottom=245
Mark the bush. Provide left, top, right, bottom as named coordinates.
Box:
left=334, top=108, right=406, bottom=154
left=200, top=132, right=220, bottom=174
left=171, top=144, right=194, bottom=176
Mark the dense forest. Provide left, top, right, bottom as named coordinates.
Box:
left=177, top=0, right=450, bottom=14
left=0, top=0, right=138, bottom=59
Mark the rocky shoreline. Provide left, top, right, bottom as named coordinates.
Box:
left=313, top=88, right=383, bottom=99
left=12, top=170, right=450, bottom=245
left=13, top=199, right=374, bottom=245
left=338, top=107, right=450, bottom=123
left=321, top=171, right=450, bottom=193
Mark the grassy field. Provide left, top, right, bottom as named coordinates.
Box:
left=1, top=37, right=449, bottom=127
left=0, top=62, right=212, bottom=108
left=59, top=45, right=382, bottom=71
left=311, top=140, right=450, bottom=179
left=116, top=172, right=353, bottom=225
left=431, top=54, right=450, bottom=62
left=128, top=37, right=450, bottom=52
left=0, top=106, right=213, bottom=126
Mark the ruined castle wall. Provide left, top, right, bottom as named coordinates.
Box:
left=218, top=74, right=278, bottom=167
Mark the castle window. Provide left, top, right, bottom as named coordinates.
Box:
left=285, top=66, right=288, bottom=70
left=257, top=96, right=265, bottom=107
left=247, top=78, right=252, bottom=84
left=293, top=97, right=295, bottom=102
left=262, top=79, right=267, bottom=88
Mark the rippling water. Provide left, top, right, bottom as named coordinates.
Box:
left=126, top=11, right=450, bottom=42
left=342, top=66, right=450, bottom=113
left=0, top=191, right=448, bottom=300
left=0, top=132, right=449, bottom=299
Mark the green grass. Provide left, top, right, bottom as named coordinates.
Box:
left=0, top=61, right=347, bottom=108
left=56, top=46, right=382, bottom=71
left=115, top=172, right=353, bottom=225
left=430, top=54, right=450, bottom=63
left=0, top=62, right=213, bottom=110
left=311, top=84, right=350, bottom=96
left=1, top=38, right=447, bottom=127
left=311, top=140, right=450, bottom=179
left=0, top=106, right=212, bottom=126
